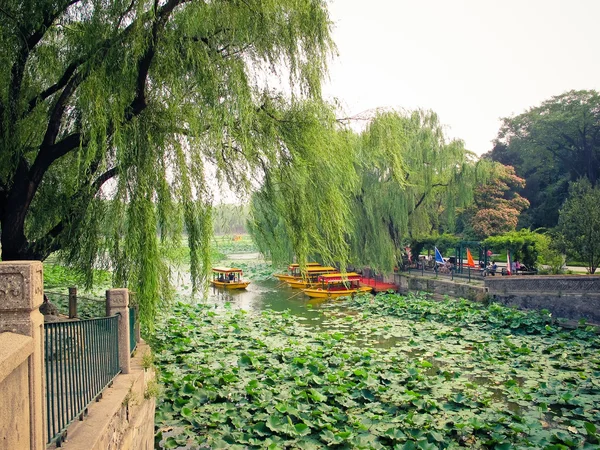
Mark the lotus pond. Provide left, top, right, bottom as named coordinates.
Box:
left=152, top=289, right=600, bottom=449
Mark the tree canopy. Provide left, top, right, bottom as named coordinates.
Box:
left=487, top=90, right=600, bottom=229
left=558, top=178, right=600, bottom=274
left=0, top=0, right=335, bottom=324
left=461, top=164, right=529, bottom=239
left=349, top=110, right=485, bottom=272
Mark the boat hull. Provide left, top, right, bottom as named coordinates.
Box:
left=274, top=273, right=294, bottom=282
left=286, top=279, right=317, bottom=289
left=302, top=286, right=372, bottom=299
left=211, top=281, right=250, bottom=290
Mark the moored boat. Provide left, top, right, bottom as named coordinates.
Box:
left=273, top=262, right=322, bottom=282
left=211, top=267, right=250, bottom=289
left=286, top=266, right=337, bottom=289
left=302, top=273, right=373, bottom=298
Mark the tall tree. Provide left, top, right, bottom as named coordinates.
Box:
left=349, top=110, right=487, bottom=272
left=558, top=178, right=600, bottom=274
left=487, top=90, right=600, bottom=229
left=0, top=0, right=334, bottom=323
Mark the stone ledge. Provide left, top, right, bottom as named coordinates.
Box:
left=49, top=341, right=155, bottom=450
left=489, top=290, right=600, bottom=297
left=0, top=332, right=33, bottom=383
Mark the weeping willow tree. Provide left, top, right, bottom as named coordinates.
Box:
left=349, top=110, right=491, bottom=272
left=248, top=103, right=358, bottom=269
left=0, top=0, right=335, bottom=325
left=249, top=109, right=494, bottom=273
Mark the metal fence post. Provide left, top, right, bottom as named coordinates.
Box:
left=0, top=261, right=46, bottom=449
left=68, top=286, right=77, bottom=319
left=105, top=289, right=130, bottom=374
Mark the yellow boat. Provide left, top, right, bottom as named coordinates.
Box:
left=211, top=267, right=250, bottom=289
left=286, top=266, right=337, bottom=289
left=273, top=262, right=322, bottom=282
left=302, top=273, right=373, bottom=299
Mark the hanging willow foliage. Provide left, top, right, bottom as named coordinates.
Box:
left=350, top=110, right=492, bottom=273
left=248, top=101, right=358, bottom=270
left=1, top=0, right=335, bottom=327
left=249, top=110, right=495, bottom=274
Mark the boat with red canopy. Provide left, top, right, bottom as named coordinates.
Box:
left=301, top=272, right=373, bottom=299
left=273, top=262, right=322, bottom=282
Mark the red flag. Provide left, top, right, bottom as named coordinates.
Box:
left=466, top=248, right=475, bottom=268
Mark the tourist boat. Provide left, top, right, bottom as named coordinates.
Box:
left=286, top=266, right=337, bottom=289
left=273, top=262, right=322, bottom=282
left=211, top=267, right=250, bottom=289
left=302, top=273, right=373, bottom=298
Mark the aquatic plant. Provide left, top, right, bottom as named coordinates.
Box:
left=152, top=294, right=600, bottom=449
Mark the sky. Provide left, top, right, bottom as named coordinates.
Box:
left=322, top=0, right=600, bottom=155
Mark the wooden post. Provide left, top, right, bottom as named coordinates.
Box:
left=68, top=286, right=77, bottom=318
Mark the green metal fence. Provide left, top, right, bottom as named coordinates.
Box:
left=45, top=315, right=120, bottom=446
left=129, top=306, right=137, bottom=354
left=44, top=290, right=105, bottom=319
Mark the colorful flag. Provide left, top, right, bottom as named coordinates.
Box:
left=466, top=248, right=475, bottom=267
left=434, top=247, right=445, bottom=264
left=506, top=249, right=512, bottom=275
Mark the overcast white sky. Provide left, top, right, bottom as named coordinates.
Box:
left=322, top=0, right=600, bottom=155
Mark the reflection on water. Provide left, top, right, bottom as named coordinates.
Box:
left=191, top=278, right=328, bottom=323
left=187, top=278, right=408, bottom=349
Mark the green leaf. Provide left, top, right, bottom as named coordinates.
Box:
left=584, top=422, right=597, bottom=435
left=163, top=437, right=179, bottom=449
left=294, top=422, right=311, bottom=436
left=385, top=428, right=407, bottom=441
left=309, top=389, right=327, bottom=403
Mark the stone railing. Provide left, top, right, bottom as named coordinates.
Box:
left=0, top=261, right=46, bottom=449
left=0, top=261, right=155, bottom=450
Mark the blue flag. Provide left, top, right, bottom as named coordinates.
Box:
left=434, top=247, right=445, bottom=264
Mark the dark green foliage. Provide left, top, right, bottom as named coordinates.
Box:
left=488, top=90, right=600, bottom=229
left=558, top=179, right=600, bottom=274
left=483, top=229, right=546, bottom=269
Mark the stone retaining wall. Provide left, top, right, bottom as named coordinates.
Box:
left=485, top=275, right=600, bottom=325
left=397, top=274, right=488, bottom=302
left=398, top=273, right=600, bottom=325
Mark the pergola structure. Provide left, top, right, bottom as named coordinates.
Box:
left=452, top=241, right=490, bottom=273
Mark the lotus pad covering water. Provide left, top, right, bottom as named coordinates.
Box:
left=152, top=293, right=600, bottom=449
